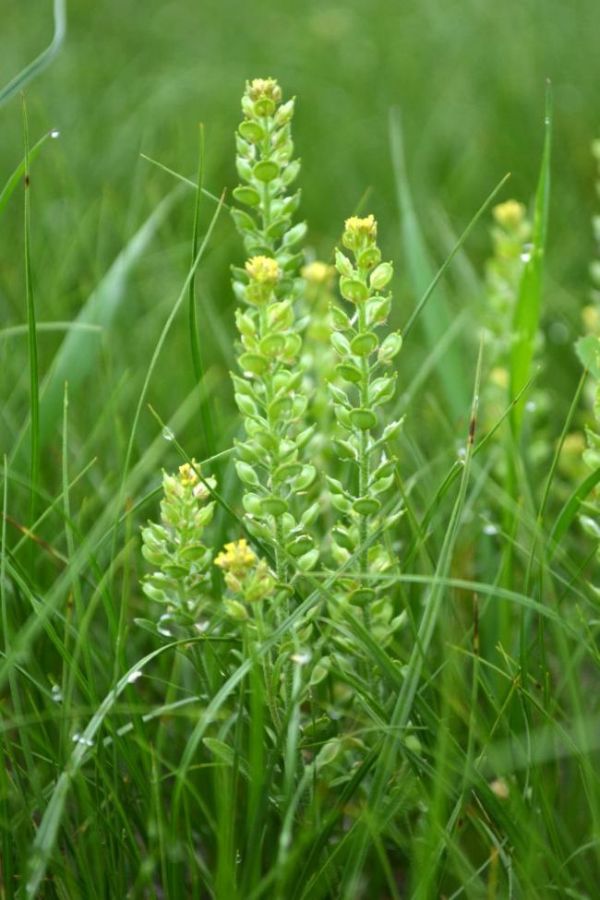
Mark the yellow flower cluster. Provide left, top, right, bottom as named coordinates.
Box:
left=247, top=77, right=282, bottom=105
left=176, top=460, right=211, bottom=501
left=214, top=539, right=257, bottom=576
left=344, top=214, right=377, bottom=243
left=493, top=200, right=526, bottom=231
left=245, top=255, right=281, bottom=285
left=301, top=260, right=336, bottom=287
left=215, top=538, right=276, bottom=603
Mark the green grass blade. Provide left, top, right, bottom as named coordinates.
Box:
left=22, top=99, right=40, bottom=529
left=0, top=131, right=56, bottom=219
left=0, top=0, right=67, bottom=107
left=11, top=189, right=181, bottom=461
left=389, top=107, right=471, bottom=421
left=510, top=85, right=552, bottom=435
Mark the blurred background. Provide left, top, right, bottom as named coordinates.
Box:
left=1, top=0, right=599, bottom=485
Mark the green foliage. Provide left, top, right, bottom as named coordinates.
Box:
left=3, top=16, right=600, bottom=897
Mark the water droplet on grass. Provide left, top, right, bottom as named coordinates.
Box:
left=483, top=523, right=499, bottom=536
left=50, top=129, right=60, bottom=139
left=127, top=670, right=143, bottom=683
left=51, top=684, right=63, bottom=703
left=520, top=243, right=533, bottom=263
left=161, top=427, right=175, bottom=442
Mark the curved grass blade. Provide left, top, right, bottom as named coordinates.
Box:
left=25, top=639, right=200, bottom=898
left=0, top=131, right=56, bottom=219
left=0, top=0, right=67, bottom=107
left=22, top=99, right=39, bottom=529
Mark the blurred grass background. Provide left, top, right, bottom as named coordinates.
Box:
left=1, top=0, right=599, bottom=478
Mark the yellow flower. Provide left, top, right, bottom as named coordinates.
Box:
left=178, top=462, right=199, bottom=487
left=344, top=214, right=377, bottom=242
left=301, top=260, right=335, bottom=286
left=214, top=538, right=257, bottom=576
left=247, top=77, right=282, bottom=105
left=245, top=255, right=281, bottom=285
left=493, top=200, right=526, bottom=231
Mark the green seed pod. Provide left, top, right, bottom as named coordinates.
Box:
left=273, top=462, right=302, bottom=482
left=283, top=332, right=302, bottom=358
left=239, top=352, right=270, bottom=375
left=260, top=496, right=289, bottom=516
left=224, top=598, right=249, bottom=621
left=231, top=208, right=256, bottom=234
left=331, top=493, right=353, bottom=514
left=235, top=393, right=258, bottom=417
left=330, top=304, right=353, bottom=330
left=243, top=492, right=264, bottom=515
left=239, top=120, right=265, bottom=143
left=235, top=461, right=260, bottom=486
left=286, top=535, right=314, bottom=557
left=352, top=496, right=381, bottom=516
left=267, top=299, right=294, bottom=331
left=335, top=249, right=355, bottom=278
left=274, top=98, right=295, bottom=126
left=357, top=246, right=381, bottom=269
left=253, top=160, right=280, bottom=182
left=283, top=221, right=308, bottom=248
left=340, top=277, right=369, bottom=304
left=292, top=465, right=317, bottom=491
left=378, top=331, right=403, bottom=364
left=366, top=294, right=392, bottom=326
left=351, top=331, right=379, bottom=356
left=268, top=396, right=294, bottom=419
left=332, top=439, right=357, bottom=460
left=369, top=262, right=394, bottom=291
left=259, top=333, right=287, bottom=357
left=350, top=408, right=378, bottom=431
left=296, top=547, right=319, bottom=571
left=334, top=406, right=353, bottom=430
left=252, top=96, right=276, bottom=118
left=301, top=500, right=320, bottom=527
left=233, top=185, right=261, bottom=207
left=331, top=332, right=352, bottom=356
left=335, top=362, right=362, bottom=384
left=349, top=587, right=377, bottom=605
left=281, top=159, right=301, bottom=186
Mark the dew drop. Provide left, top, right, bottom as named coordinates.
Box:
left=157, top=616, right=173, bottom=637
left=291, top=650, right=311, bottom=666
left=50, top=129, right=60, bottom=139
left=549, top=321, right=569, bottom=344
left=161, top=427, right=175, bottom=442
left=72, top=732, right=94, bottom=746
left=51, top=684, right=63, bottom=703
left=127, top=670, right=143, bottom=684
left=483, top=523, right=499, bottom=536
left=520, top=243, right=533, bottom=263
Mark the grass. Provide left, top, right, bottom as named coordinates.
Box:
left=2, top=3, right=600, bottom=899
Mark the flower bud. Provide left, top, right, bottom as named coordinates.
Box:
left=342, top=214, right=377, bottom=252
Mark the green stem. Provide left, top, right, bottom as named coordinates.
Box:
left=357, top=302, right=370, bottom=577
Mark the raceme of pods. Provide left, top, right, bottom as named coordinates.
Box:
left=327, top=215, right=404, bottom=621
left=230, top=78, right=318, bottom=579
left=141, top=462, right=216, bottom=637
